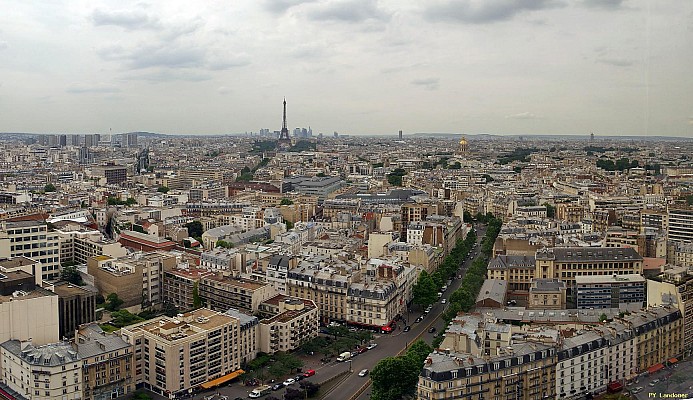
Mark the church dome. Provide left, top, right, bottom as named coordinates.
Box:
left=459, top=137, right=468, bottom=145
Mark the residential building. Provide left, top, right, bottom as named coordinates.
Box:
left=534, top=247, right=643, bottom=294
left=621, top=306, right=683, bottom=373
left=575, top=274, right=645, bottom=309
left=487, top=255, right=536, bottom=292
left=163, top=268, right=215, bottom=312
left=199, top=274, right=276, bottom=313
left=117, top=231, right=177, bottom=253
left=647, top=266, right=693, bottom=357
left=667, top=208, right=693, bottom=244
left=286, top=260, right=355, bottom=323
left=474, top=279, right=508, bottom=309
left=0, top=221, right=61, bottom=282
left=0, top=271, right=59, bottom=345
left=119, top=308, right=247, bottom=398
left=75, top=324, right=135, bottom=400
left=257, top=295, right=318, bottom=354
left=92, top=165, right=127, bottom=185
left=48, top=281, right=97, bottom=339
left=0, top=340, right=82, bottom=400
left=528, top=279, right=566, bottom=310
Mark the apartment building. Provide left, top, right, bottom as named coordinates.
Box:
left=647, top=266, right=693, bottom=357
left=0, top=220, right=61, bottom=281
left=0, top=340, right=82, bottom=400
left=621, top=306, right=683, bottom=373
left=556, top=330, right=609, bottom=398
left=92, top=165, right=127, bottom=185
left=0, top=256, right=43, bottom=286
left=487, top=255, right=536, bottom=292
left=199, top=274, right=276, bottom=313
left=575, top=274, right=645, bottom=309
left=48, top=281, right=97, bottom=339
left=75, top=324, right=135, bottom=400
left=667, top=208, right=693, bottom=244
left=528, top=279, right=566, bottom=310
left=119, top=309, right=246, bottom=398
left=286, top=260, right=356, bottom=323
left=56, top=228, right=126, bottom=264
left=162, top=268, right=215, bottom=312
left=199, top=248, right=245, bottom=271
left=534, top=247, right=643, bottom=293
left=257, top=295, right=319, bottom=354
left=0, top=271, right=59, bottom=346
left=223, top=308, right=259, bottom=365
left=87, top=252, right=176, bottom=308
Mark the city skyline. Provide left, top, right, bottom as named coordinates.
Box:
left=1, top=0, right=692, bottom=137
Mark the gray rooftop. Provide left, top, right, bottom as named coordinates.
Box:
left=75, top=324, right=131, bottom=359
left=1, top=340, right=79, bottom=366
left=535, top=247, right=643, bottom=262
left=475, top=279, right=508, bottom=304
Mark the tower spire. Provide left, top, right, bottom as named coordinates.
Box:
left=279, top=97, right=290, bottom=143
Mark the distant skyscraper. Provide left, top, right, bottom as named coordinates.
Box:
left=399, top=130, right=403, bottom=140
left=58, top=134, right=67, bottom=147
left=333, top=131, right=338, bottom=138
left=590, top=132, right=595, bottom=142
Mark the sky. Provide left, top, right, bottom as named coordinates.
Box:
left=0, top=0, right=692, bottom=137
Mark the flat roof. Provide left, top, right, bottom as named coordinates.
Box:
left=575, top=274, right=646, bottom=284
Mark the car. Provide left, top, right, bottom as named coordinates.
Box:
left=302, top=369, right=316, bottom=378
left=632, top=387, right=643, bottom=393
left=283, top=378, right=295, bottom=386
left=357, top=346, right=368, bottom=354
left=403, top=325, right=411, bottom=332
left=271, top=383, right=283, bottom=391
left=358, top=369, right=369, bottom=377
left=415, top=316, right=424, bottom=323
left=441, top=299, right=447, bottom=304
left=295, top=374, right=305, bottom=381
left=649, top=379, right=659, bottom=387
left=366, top=343, right=378, bottom=350
left=351, top=351, right=359, bottom=358
left=428, top=327, right=436, bottom=333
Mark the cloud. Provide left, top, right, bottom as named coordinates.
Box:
left=581, top=0, right=626, bottom=9
left=424, top=0, right=563, bottom=24
left=305, top=0, right=392, bottom=22
left=0, top=41, right=7, bottom=50
left=263, top=0, right=317, bottom=14
left=505, top=112, right=538, bottom=119
left=66, top=83, right=121, bottom=94
left=596, top=58, right=635, bottom=67
left=217, top=86, right=232, bottom=95
left=91, top=8, right=160, bottom=30
left=124, top=70, right=212, bottom=83
left=98, top=42, right=249, bottom=71
left=411, top=78, right=439, bottom=90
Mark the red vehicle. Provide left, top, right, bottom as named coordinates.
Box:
left=357, top=347, right=368, bottom=354
left=302, top=369, right=316, bottom=378
left=380, top=320, right=397, bottom=334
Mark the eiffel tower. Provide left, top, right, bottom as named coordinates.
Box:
left=278, top=98, right=291, bottom=147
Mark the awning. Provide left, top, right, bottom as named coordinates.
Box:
left=199, top=369, right=245, bottom=389
left=669, top=358, right=678, bottom=364
left=647, top=363, right=664, bottom=374
left=608, top=381, right=623, bottom=391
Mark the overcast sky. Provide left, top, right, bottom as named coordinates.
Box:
left=1, top=0, right=691, bottom=137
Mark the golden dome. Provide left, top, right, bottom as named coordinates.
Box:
left=459, top=137, right=468, bottom=145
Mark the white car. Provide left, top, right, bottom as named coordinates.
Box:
left=441, top=299, right=447, bottom=304
left=358, top=369, right=369, bottom=377
left=283, top=378, right=296, bottom=386
left=366, top=343, right=378, bottom=350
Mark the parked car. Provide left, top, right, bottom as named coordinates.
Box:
left=649, top=379, right=659, bottom=387
left=428, top=327, right=436, bottom=333
left=283, top=378, right=296, bottom=386
left=415, top=316, right=424, bottom=323
left=403, top=325, right=411, bottom=332
left=441, top=299, right=447, bottom=304
left=366, top=343, right=378, bottom=350
left=295, top=374, right=304, bottom=381
left=351, top=351, right=359, bottom=358
left=271, top=383, right=283, bottom=391
left=302, top=369, right=316, bottom=378
left=633, top=387, right=644, bottom=393
left=357, top=346, right=368, bottom=354
left=358, top=369, right=369, bottom=377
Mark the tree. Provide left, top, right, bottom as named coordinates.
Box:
left=185, top=221, right=204, bottom=238
left=286, top=221, right=294, bottom=230
left=109, top=310, right=145, bottom=327
left=543, top=202, right=556, bottom=219
left=105, top=293, right=124, bottom=311
left=599, top=313, right=608, bottom=322
left=44, top=183, right=57, bottom=192
left=463, top=211, right=473, bottom=223
left=60, top=265, right=84, bottom=286
left=316, top=172, right=326, bottom=177
left=386, top=168, right=407, bottom=186
left=406, top=340, right=433, bottom=365
left=299, top=381, right=320, bottom=397
left=412, top=271, right=438, bottom=308
left=371, top=356, right=420, bottom=400
left=193, top=281, right=203, bottom=308
left=157, top=186, right=170, bottom=193
left=215, top=239, right=233, bottom=249
left=280, top=198, right=294, bottom=205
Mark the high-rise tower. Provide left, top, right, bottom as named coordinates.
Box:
left=278, top=98, right=291, bottom=145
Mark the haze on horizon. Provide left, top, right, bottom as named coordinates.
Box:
left=0, top=0, right=692, bottom=137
